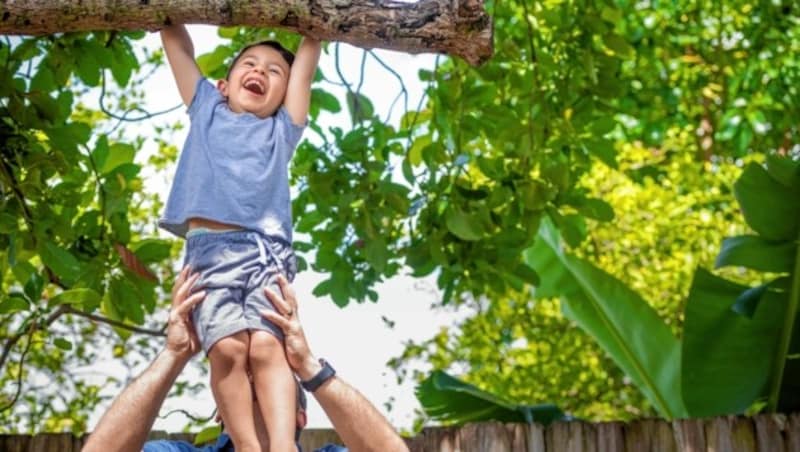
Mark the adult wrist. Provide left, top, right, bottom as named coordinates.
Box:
left=160, top=347, right=192, bottom=369
left=297, top=355, right=321, bottom=382
left=300, top=359, right=336, bottom=392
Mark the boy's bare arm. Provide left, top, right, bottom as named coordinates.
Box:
left=160, top=24, right=202, bottom=107
left=284, top=37, right=322, bottom=125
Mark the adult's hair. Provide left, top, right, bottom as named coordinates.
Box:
left=226, top=40, right=295, bottom=80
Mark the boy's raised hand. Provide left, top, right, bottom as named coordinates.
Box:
left=284, top=37, right=322, bottom=126
left=161, top=24, right=202, bottom=107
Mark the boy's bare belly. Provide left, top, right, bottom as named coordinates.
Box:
left=187, top=217, right=243, bottom=231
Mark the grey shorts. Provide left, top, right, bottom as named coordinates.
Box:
left=183, top=230, right=297, bottom=354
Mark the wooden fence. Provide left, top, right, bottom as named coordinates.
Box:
left=2, top=414, right=799, bottom=451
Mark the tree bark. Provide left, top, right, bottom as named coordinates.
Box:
left=0, top=0, right=493, bottom=65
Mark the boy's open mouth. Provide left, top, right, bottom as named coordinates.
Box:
left=244, top=79, right=265, bottom=95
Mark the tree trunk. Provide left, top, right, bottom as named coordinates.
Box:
left=0, top=0, right=493, bottom=65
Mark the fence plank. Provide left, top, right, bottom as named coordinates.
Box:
left=527, top=423, right=546, bottom=452
left=730, top=416, right=757, bottom=451
left=624, top=418, right=652, bottom=451
left=4, top=414, right=800, bottom=451
left=672, top=419, right=706, bottom=452
left=754, top=414, right=787, bottom=452
left=406, top=426, right=450, bottom=452
left=0, top=434, right=30, bottom=452
left=546, top=420, right=568, bottom=451
left=788, top=414, right=800, bottom=452
left=706, top=416, right=735, bottom=452
left=595, top=421, right=624, bottom=452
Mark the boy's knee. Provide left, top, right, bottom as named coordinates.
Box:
left=248, top=331, right=283, bottom=367
left=209, top=332, right=249, bottom=367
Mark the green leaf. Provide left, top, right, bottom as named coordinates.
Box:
left=197, top=45, right=234, bottom=78
left=765, top=154, right=800, bottom=190
left=364, top=238, right=387, bottom=273
left=54, top=338, right=73, bottom=351
left=715, top=235, right=796, bottom=273
left=108, top=276, right=145, bottom=325
left=50, top=288, right=102, bottom=311
left=416, top=370, right=566, bottom=425
left=549, top=211, right=586, bottom=247
left=131, top=239, right=172, bottom=264
left=311, top=88, right=341, bottom=113
left=24, top=271, right=44, bottom=303
left=194, top=425, right=222, bottom=445
left=346, top=92, right=374, bottom=123
left=589, top=116, right=617, bottom=135
left=681, top=269, right=786, bottom=416
left=40, top=242, right=81, bottom=283
left=46, top=122, right=91, bottom=158
left=505, top=262, right=540, bottom=288
left=408, top=135, right=431, bottom=167
left=0, top=295, right=29, bottom=314
left=731, top=283, right=769, bottom=318
left=445, top=208, right=484, bottom=241
left=441, top=278, right=455, bottom=305
left=525, top=219, right=687, bottom=419
left=576, top=198, right=615, bottom=222
left=218, top=26, right=240, bottom=38
left=602, top=33, right=635, bottom=59
left=0, top=212, right=19, bottom=233
left=734, top=163, right=799, bottom=241
left=110, top=39, right=137, bottom=87
left=11, top=261, right=36, bottom=287
left=101, top=143, right=136, bottom=174
left=75, top=46, right=101, bottom=86
left=584, top=138, right=618, bottom=168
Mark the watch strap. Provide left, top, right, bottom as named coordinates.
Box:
left=301, top=358, right=336, bottom=392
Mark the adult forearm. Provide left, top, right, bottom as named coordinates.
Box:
left=313, top=377, right=409, bottom=452
left=83, top=350, right=188, bottom=452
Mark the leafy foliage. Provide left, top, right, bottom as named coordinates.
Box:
left=2, top=0, right=800, bottom=433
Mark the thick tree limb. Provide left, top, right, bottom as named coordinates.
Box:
left=0, top=0, right=493, bottom=65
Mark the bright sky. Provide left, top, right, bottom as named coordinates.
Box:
left=85, top=26, right=465, bottom=432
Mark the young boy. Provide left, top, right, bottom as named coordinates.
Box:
left=158, top=24, right=321, bottom=452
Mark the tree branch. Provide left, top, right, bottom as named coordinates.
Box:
left=0, top=0, right=493, bottom=65
left=63, top=306, right=165, bottom=337
left=0, top=306, right=66, bottom=376
left=0, top=324, right=35, bottom=412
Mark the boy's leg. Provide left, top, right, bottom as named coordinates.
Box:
left=249, top=330, right=297, bottom=452
left=209, top=331, right=261, bottom=452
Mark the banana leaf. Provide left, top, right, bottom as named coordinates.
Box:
left=416, top=370, right=566, bottom=425
left=525, top=219, right=687, bottom=419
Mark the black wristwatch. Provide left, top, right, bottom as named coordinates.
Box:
left=301, top=359, right=336, bottom=392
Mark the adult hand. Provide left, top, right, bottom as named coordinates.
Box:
left=166, top=266, right=205, bottom=361
left=262, top=275, right=321, bottom=381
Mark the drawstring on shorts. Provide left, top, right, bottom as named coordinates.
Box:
left=249, top=232, right=284, bottom=275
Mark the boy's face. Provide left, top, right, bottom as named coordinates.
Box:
left=217, top=45, right=291, bottom=119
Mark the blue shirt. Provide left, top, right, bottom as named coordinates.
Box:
left=143, top=433, right=347, bottom=452
left=159, top=78, right=305, bottom=242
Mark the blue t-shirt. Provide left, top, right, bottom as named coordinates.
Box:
left=158, top=77, right=306, bottom=242
left=143, top=433, right=346, bottom=452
